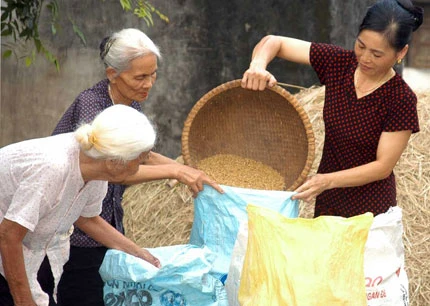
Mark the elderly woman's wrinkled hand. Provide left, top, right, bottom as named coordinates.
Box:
left=137, top=248, right=162, bottom=268
left=292, top=174, right=330, bottom=202
left=176, top=164, right=224, bottom=197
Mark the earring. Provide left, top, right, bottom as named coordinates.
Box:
left=397, top=59, right=402, bottom=64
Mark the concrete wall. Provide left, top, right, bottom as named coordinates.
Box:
left=1, top=0, right=372, bottom=158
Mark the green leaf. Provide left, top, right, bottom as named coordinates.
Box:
left=69, top=18, right=86, bottom=46
left=48, top=0, right=59, bottom=16
left=120, top=0, right=131, bottom=11
left=25, top=56, right=32, bottom=67
left=12, top=20, right=18, bottom=30
left=146, top=14, right=154, bottom=27
left=1, top=11, right=9, bottom=22
left=1, top=28, right=12, bottom=36
left=2, top=49, right=12, bottom=58
left=44, top=51, right=52, bottom=61
left=139, top=1, right=169, bottom=24
left=133, top=7, right=147, bottom=18
left=155, top=10, right=169, bottom=23
left=73, top=24, right=86, bottom=45
left=53, top=59, right=60, bottom=72
left=43, top=49, right=60, bottom=71
left=134, top=6, right=153, bottom=27
left=34, top=38, right=42, bottom=52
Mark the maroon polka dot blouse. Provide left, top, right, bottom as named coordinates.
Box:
left=309, top=43, right=419, bottom=218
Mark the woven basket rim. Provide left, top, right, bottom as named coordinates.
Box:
left=181, top=79, right=315, bottom=191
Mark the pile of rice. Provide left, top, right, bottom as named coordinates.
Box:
left=123, top=86, right=430, bottom=306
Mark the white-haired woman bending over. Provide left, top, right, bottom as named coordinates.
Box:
left=0, top=105, right=160, bottom=306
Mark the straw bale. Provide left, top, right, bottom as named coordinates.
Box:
left=122, top=157, right=194, bottom=248
left=397, top=90, right=430, bottom=306
left=123, top=86, right=429, bottom=306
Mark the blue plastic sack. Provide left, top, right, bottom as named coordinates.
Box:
left=189, top=185, right=298, bottom=281
left=99, top=244, right=228, bottom=306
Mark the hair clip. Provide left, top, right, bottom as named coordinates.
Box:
left=89, top=134, right=98, bottom=146
left=101, top=38, right=116, bottom=60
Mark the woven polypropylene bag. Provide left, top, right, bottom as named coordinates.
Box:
left=238, top=205, right=374, bottom=306
left=189, top=185, right=298, bottom=282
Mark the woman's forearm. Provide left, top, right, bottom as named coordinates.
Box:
left=122, top=164, right=180, bottom=185
left=292, top=161, right=393, bottom=202
left=328, top=130, right=412, bottom=189
left=0, top=220, right=35, bottom=305
left=324, top=160, right=393, bottom=190
left=75, top=216, right=160, bottom=267
left=249, top=35, right=281, bottom=68
left=0, top=244, right=34, bottom=305
left=145, top=151, right=178, bottom=165
left=293, top=131, right=412, bottom=202
left=120, top=151, right=181, bottom=185
left=76, top=216, right=138, bottom=253
left=251, top=35, right=311, bottom=67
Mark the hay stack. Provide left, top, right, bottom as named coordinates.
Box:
left=122, top=157, right=194, bottom=248
left=123, top=86, right=429, bottom=306
left=396, top=90, right=430, bottom=305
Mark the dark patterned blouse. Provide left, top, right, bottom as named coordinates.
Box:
left=309, top=43, right=419, bottom=218
left=52, top=79, right=141, bottom=247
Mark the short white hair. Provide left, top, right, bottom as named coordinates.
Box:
left=75, top=104, right=156, bottom=161
left=100, top=28, right=161, bottom=73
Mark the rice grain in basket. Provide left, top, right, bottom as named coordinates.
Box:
left=197, top=153, right=285, bottom=190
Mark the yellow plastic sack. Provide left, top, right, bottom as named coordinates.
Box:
left=238, top=204, right=374, bottom=306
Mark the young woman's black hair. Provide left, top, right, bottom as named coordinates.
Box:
left=359, top=0, right=424, bottom=51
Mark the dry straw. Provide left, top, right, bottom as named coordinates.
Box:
left=122, top=157, right=195, bottom=248
left=123, top=86, right=429, bottom=306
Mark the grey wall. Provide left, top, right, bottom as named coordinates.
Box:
left=1, top=0, right=373, bottom=158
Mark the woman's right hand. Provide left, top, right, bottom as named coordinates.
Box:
left=241, top=62, right=277, bottom=91
left=292, top=174, right=331, bottom=202
left=241, top=35, right=311, bottom=91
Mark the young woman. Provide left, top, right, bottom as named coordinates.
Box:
left=241, top=0, right=423, bottom=218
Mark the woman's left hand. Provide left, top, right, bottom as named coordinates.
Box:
left=176, top=164, right=224, bottom=197
left=292, top=174, right=330, bottom=202
left=136, top=248, right=162, bottom=268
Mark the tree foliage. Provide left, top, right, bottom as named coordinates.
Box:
left=119, top=0, right=169, bottom=26
left=1, top=0, right=169, bottom=71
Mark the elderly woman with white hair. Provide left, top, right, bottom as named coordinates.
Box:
left=0, top=105, right=161, bottom=306
left=40, top=28, right=223, bottom=305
